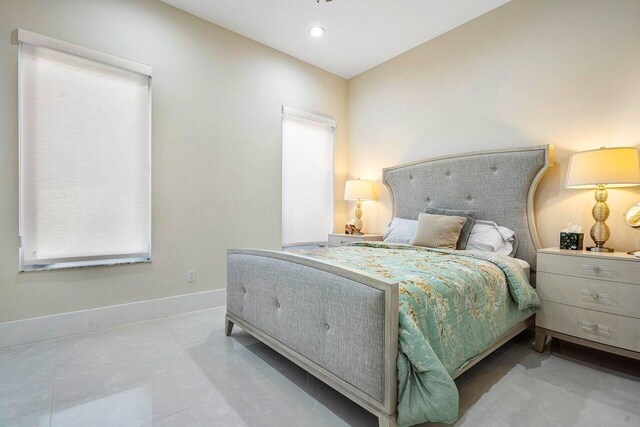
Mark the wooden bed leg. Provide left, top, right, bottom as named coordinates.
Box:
left=378, top=414, right=397, bottom=427
left=225, top=317, right=234, bottom=336
left=534, top=327, right=546, bottom=352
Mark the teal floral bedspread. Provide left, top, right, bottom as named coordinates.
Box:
left=293, top=242, right=539, bottom=426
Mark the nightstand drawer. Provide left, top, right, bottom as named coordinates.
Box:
left=537, top=253, right=640, bottom=285
left=537, top=301, right=640, bottom=352
left=328, top=235, right=357, bottom=247
left=537, top=272, right=640, bottom=319
left=328, top=234, right=383, bottom=247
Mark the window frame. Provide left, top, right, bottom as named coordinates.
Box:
left=281, top=106, right=336, bottom=247
left=17, top=29, right=153, bottom=272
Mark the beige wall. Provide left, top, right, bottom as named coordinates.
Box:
left=0, top=0, right=348, bottom=322
left=347, top=0, right=640, bottom=252
left=2, top=0, right=639, bottom=324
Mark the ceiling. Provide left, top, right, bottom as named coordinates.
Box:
left=160, top=0, right=511, bottom=79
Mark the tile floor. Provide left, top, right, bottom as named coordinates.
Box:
left=1, top=306, right=639, bottom=426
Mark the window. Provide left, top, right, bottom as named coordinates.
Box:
left=18, top=29, right=152, bottom=271
left=281, top=106, right=335, bottom=247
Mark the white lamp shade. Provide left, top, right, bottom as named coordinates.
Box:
left=344, top=179, right=374, bottom=200
left=566, top=147, right=640, bottom=189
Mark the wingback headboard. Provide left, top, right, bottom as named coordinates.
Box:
left=382, top=145, right=552, bottom=272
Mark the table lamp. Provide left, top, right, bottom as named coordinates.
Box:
left=344, top=179, right=374, bottom=235
left=566, top=146, right=640, bottom=252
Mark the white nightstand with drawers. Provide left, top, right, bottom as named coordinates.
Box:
left=328, top=233, right=383, bottom=247
left=535, top=248, right=640, bottom=360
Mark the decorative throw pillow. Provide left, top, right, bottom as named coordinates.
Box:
left=423, top=207, right=477, bottom=249
left=411, top=213, right=467, bottom=249
left=384, top=217, right=418, bottom=244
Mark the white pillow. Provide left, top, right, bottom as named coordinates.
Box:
left=384, top=217, right=418, bottom=244
left=466, top=220, right=517, bottom=256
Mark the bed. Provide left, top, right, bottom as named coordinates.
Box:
left=225, top=145, right=552, bottom=426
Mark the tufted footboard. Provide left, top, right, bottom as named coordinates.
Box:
left=226, top=249, right=399, bottom=427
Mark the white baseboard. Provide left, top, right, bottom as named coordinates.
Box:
left=0, top=289, right=226, bottom=348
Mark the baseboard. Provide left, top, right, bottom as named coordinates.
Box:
left=0, top=289, right=226, bottom=348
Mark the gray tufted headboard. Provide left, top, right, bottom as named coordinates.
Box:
left=382, top=145, right=552, bottom=272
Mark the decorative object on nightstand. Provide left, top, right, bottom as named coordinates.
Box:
left=344, top=179, right=374, bottom=235
left=559, top=223, right=583, bottom=250
left=534, top=248, right=640, bottom=360
left=566, top=147, right=640, bottom=252
left=344, top=222, right=357, bottom=235
left=328, top=233, right=383, bottom=247
left=624, top=201, right=640, bottom=256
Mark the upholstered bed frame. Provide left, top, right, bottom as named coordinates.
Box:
left=226, top=145, right=552, bottom=427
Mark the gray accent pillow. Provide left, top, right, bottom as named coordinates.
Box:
left=424, top=207, right=477, bottom=249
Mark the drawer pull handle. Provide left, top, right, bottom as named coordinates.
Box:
left=581, top=290, right=612, bottom=304
left=581, top=321, right=611, bottom=337
left=583, top=265, right=612, bottom=277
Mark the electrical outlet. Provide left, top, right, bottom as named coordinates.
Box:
left=187, top=270, right=196, bottom=283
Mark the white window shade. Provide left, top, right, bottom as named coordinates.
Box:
left=282, top=108, right=334, bottom=246
left=19, top=31, right=151, bottom=270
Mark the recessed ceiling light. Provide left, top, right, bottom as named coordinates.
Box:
left=309, top=26, right=325, bottom=37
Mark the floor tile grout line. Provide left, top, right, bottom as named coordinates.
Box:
left=48, top=338, right=58, bottom=427
left=0, top=336, right=58, bottom=352
left=139, top=395, right=218, bottom=426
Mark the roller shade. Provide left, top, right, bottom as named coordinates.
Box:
left=282, top=107, right=335, bottom=246
left=18, top=30, right=152, bottom=270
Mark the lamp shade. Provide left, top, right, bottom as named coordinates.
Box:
left=344, top=179, right=374, bottom=200
left=566, top=147, right=640, bottom=189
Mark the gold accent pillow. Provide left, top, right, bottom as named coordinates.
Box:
left=411, top=213, right=467, bottom=249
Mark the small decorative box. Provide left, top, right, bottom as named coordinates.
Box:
left=560, top=232, right=584, bottom=250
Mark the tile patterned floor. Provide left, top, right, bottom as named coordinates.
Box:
left=1, top=306, right=639, bottom=426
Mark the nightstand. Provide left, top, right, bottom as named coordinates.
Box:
left=535, top=248, right=640, bottom=360
left=328, top=233, right=383, bottom=247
